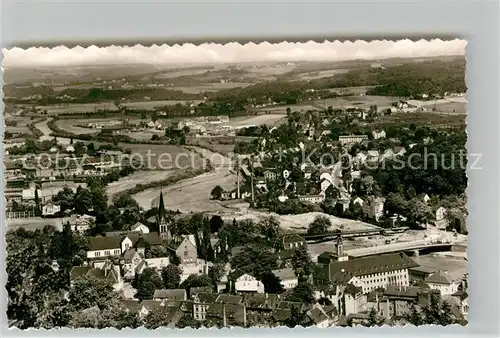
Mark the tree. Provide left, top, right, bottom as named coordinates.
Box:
left=258, top=215, right=281, bottom=241
left=284, top=305, right=307, bottom=328
left=161, top=264, right=181, bottom=289
left=208, top=263, right=225, bottom=285
left=53, top=187, right=75, bottom=212
left=286, top=277, right=314, bottom=304
left=405, top=295, right=460, bottom=326
left=209, top=215, right=224, bottom=233
left=363, top=308, right=384, bottom=327
left=230, top=245, right=277, bottom=278
left=406, top=198, right=433, bottom=227
left=176, top=314, right=202, bottom=329
left=291, top=246, right=313, bottom=276
left=73, top=187, right=93, bottom=215
left=135, top=268, right=164, bottom=300
left=210, top=185, right=224, bottom=200
left=146, top=245, right=168, bottom=259
left=307, top=215, right=331, bottom=236
left=69, top=276, right=116, bottom=311
left=143, top=308, right=171, bottom=329
left=385, top=192, right=408, bottom=216
left=260, top=271, right=284, bottom=294
left=180, top=274, right=212, bottom=290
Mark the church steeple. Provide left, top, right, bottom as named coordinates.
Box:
left=157, top=189, right=171, bottom=241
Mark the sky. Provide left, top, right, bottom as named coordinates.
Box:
left=2, top=39, right=467, bottom=68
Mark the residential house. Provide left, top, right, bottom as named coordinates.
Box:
left=271, top=268, right=298, bottom=290
left=120, top=248, right=143, bottom=279
left=317, top=252, right=419, bottom=294
left=298, top=193, right=325, bottom=204
left=422, top=194, right=431, bottom=204
left=21, top=182, right=37, bottom=201
left=234, top=273, right=265, bottom=294
left=145, top=257, right=170, bottom=271
left=306, top=303, right=331, bottom=328
left=304, top=167, right=314, bottom=179
left=86, top=232, right=162, bottom=260
left=282, top=234, right=306, bottom=250
left=131, top=222, right=150, bottom=234
left=153, top=289, right=187, bottom=301
left=255, top=177, right=268, bottom=191
left=372, top=130, right=386, bottom=140
left=70, top=214, right=96, bottom=233
left=355, top=152, right=368, bottom=165
left=42, top=203, right=60, bottom=217
left=263, top=170, right=277, bottom=181
left=336, top=197, right=351, bottom=213
left=192, top=292, right=219, bottom=321
left=435, top=206, right=447, bottom=222
left=362, top=196, right=385, bottom=222
left=173, top=235, right=198, bottom=264
left=70, top=261, right=123, bottom=291
left=352, top=197, right=364, bottom=207
left=370, top=285, right=441, bottom=319
left=343, top=283, right=367, bottom=316
left=408, top=266, right=435, bottom=282
left=424, top=271, right=460, bottom=296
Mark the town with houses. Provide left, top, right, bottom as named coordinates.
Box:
left=4, top=45, right=468, bottom=329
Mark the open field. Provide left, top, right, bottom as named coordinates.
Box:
left=327, top=86, right=376, bottom=95
left=154, top=69, right=212, bottom=79
left=187, top=138, right=236, bottom=155
left=173, top=83, right=254, bottom=94
left=432, top=101, right=467, bottom=114
left=377, top=112, right=466, bottom=127
left=127, top=130, right=164, bottom=141
left=106, top=169, right=177, bottom=202
left=118, top=143, right=204, bottom=170
left=35, top=100, right=200, bottom=115
left=133, top=146, right=236, bottom=212
left=36, top=102, right=118, bottom=114
left=294, top=69, right=350, bottom=81
left=123, top=100, right=203, bottom=109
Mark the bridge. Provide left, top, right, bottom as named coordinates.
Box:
left=345, top=239, right=454, bottom=258
left=301, top=227, right=409, bottom=243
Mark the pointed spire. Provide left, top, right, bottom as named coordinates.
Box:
left=158, top=189, right=166, bottom=222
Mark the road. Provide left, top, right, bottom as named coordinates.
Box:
left=345, top=239, right=453, bottom=257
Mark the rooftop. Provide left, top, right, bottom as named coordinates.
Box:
left=271, top=268, right=297, bottom=281
left=153, top=289, right=187, bottom=300
left=324, top=252, right=419, bottom=282
left=425, top=271, right=454, bottom=285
